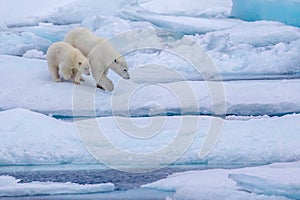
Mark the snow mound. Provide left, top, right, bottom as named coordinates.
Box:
left=0, top=108, right=93, bottom=165
left=231, top=0, right=300, bottom=27
left=0, top=175, right=114, bottom=197
left=23, top=49, right=46, bottom=59
left=1, top=108, right=300, bottom=168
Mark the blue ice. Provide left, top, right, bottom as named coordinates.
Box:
left=231, top=0, right=300, bottom=27
left=229, top=174, right=300, bottom=199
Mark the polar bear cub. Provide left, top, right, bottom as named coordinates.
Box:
left=64, top=27, right=130, bottom=91
left=47, top=42, right=90, bottom=84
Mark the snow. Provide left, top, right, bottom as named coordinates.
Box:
left=23, top=49, right=46, bottom=59
left=120, top=6, right=300, bottom=77
left=143, top=162, right=300, bottom=200
left=122, top=10, right=239, bottom=34
left=195, top=21, right=300, bottom=75
left=0, top=0, right=299, bottom=78
left=0, top=0, right=74, bottom=26
left=0, top=175, right=114, bottom=197
left=0, top=0, right=135, bottom=27
left=0, top=108, right=93, bottom=165
left=137, top=0, right=232, bottom=17
left=231, top=0, right=300, bottom=27
left=1, top=55, right=300, bottom=117
left=0, top=0, right=300, bottom=198
left=1, top=2, right=299, bottom=77
left=0, top=108, right=299, bottom=168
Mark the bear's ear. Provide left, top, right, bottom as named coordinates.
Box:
left=79, top=62, right=82, bottom=66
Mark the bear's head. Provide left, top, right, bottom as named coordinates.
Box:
left=110, top=56, right=130, bottom=80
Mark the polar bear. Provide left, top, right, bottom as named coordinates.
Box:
left=46, top=42, right=90, bottom=84
left=64, top=27, right=130, bottom=91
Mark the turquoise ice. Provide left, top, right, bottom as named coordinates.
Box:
left=231, top=0, right=300, bottom=27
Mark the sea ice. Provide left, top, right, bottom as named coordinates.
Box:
left=122, top=10, right=239, bottom=34
left=0, top=108, right=94, bottom=165
left=137, top=0, right=232, bottom=17
left=229, top=174, right=300, bottom=199
left=143, top=162, right=300, bottom=200
left=0, top=175, right=114, bottom=197
left=1, top=55, right=300, bottom=117
left=0, top=31, right=51, bottom=56
left=0, top=108, right=299, bottom=168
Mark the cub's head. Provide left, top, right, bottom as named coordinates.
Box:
left=72, top=49, right=91, bottom=76
left=110, top=56, right=130, bottom=79
left=78, top=59, right=90, bottom=76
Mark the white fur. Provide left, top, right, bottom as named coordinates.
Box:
left=46, top=42, right=90, bottom=84
left=64, top=27, right=130, bottom=91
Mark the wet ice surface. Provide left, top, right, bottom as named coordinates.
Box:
left=0, top=166, right=206, bottom=190
left=0, top=166, right=204, bottom=199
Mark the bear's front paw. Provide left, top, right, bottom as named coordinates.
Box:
left=73, top=81, right=80, bottom=85
left=64, top=75, right=72, bottom=80
left=53, top=78, right=62, bottom=82
left=97, top=84, right=105, bottom=91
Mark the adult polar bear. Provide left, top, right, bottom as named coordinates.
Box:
left=64, top=27, right=130, bottom=91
